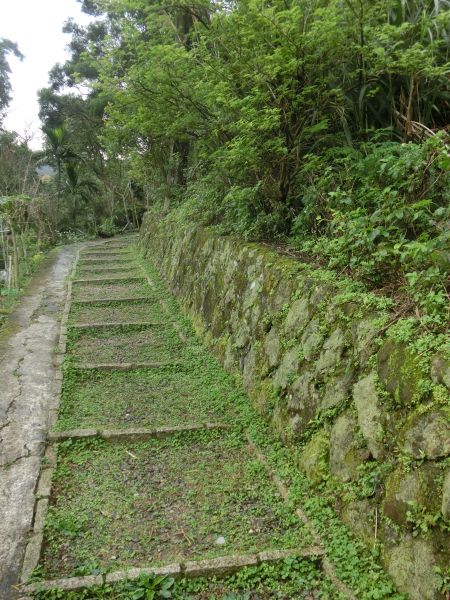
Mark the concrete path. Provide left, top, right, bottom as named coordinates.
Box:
left=0, top=246, right=76, bottom=599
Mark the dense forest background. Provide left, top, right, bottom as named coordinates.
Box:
left=0, top=0, right=449, bottom=328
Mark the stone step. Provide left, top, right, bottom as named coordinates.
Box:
left=48, top=423, right=230, bottom=442
left=71, top=296, right=154, bottom=305
left=70, top=320, right=172, bottom=329
left=72, top=276, right=145, bottom=284
left=23, top=546, right=325, bottom=594
left=72, top=361, right=181, bottom=371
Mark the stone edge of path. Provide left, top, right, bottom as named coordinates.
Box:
left=72, top=276, right=145, bottom=284
left=19, top=240, right=134, bottom=585
left=78, top=254, right=130, bottom=260
left=79, top=247, right=131, bottom=254
left=77, top=263, right=133, bottom=269
left=246, top=435, right=358, bottom=600
left=71, top=296, right=157, bottom=305
left=48, top=423, right=231, bottom=442
left=21, top=547, right=325, bottom=595
left=53, top=250, right=79, bottom=357
left=77, top=257, right=133, bottom=264
left=71, top=361, right=182, bottom=371
left=70, top=320, right=174, bottom=329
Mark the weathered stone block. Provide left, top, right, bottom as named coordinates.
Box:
left=300, top=319, right=322, bottom=361
left=183, top=554, right=258, bottom=578
left=353, top=372, right=386, bottom=459
left=287, top=371, right=320, bottom=436
left=377, top=340, right=424, bottom=405
left=284, top=298, right=310, bottom=337
left=383, top=463, right=441, bottom=527
left=384, top=539, right=441, bottom=600
left=263, top=326, right=280, bottom=369
left=42, top=445, right=56, bottom=469
left=36, top=468, right=53, bottom=498
left=33, top=498, right=49, bottom=533
left=258, top=547, right=324, bottom=561
left=340, top=500, right=375, bottom=546
left=401, top=407, right=450, bottom=459
left=430, top=355, right=450, bottom=389
left=320, top=363, right=354, bottom=411
left=351, top=315, right=381, bottom=366
left=232, top=320, right=250, bottom=350
left=441, top=469, right=450, bottom=520
left=242, top=275, right=263, bottom=311
left=48, top=429, right=98, bottom=441
left=315, top=328, right=345, bottom=375
left=21, top=532, right=44, bottom=583
left=106, top=564, right=181, bottom=583
left=25, top=575, right=104, bottom=593
left=329, top=411, right=367, bottom=482
left=273, top=347, right=301, bottom=389
left=298, top=430, right=329, bottom=485
left=242, top=345, right=258, bottom=390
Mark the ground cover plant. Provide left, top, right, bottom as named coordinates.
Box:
left=74, top=266, right=142, bottom=277
left=68, top=299, right=169, bottom=325
left=78, top=252, right=131, bottom=261
left=40, top=432, right=312, bottom=576
left=66, top=323, right=184, bottom=364
left=74, top=275, right=144, bottom=283
left=32, top=557, right=346, bottom=599
left=75, top=262, right=142, bottom=273
left=71, top=281, right=153, bottom=302
left=54, top=366, right=239, bottom=431
left=77, top=257, right=134, bottom=264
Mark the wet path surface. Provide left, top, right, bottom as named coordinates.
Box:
left=0, top=246, right=77, bottom=598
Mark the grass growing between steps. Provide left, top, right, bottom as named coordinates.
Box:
left=40, top=432, right=312, bottom=577
left=78, top=250, right=133, bottom=259
left=54, top=366, right=240, bottom=431
left=32, top=557, right=345, bottom=599
left=75, top=260, right=140, bottom=271
left=66, top=323, right=184, bottom=364
left=68, top=299, right=169, bottom=325
left=74, top=266, right=142, bottom=278
left=71, top=280, right=152, bottom=302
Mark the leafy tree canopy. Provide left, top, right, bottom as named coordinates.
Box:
left=0, top=38, right=23, bottom=123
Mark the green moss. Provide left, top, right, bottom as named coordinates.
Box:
left=377, top=340, right=429, bottom=407
left=298, top=429, right=330, bottom=486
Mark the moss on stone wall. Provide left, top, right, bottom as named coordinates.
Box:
left=140, top=211, right=450, bottom=600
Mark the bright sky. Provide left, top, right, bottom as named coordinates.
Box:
left=1, top=0, right=92, bottom=150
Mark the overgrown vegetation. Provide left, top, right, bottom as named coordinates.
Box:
left=1, top=0, right=449, bottom=324
left=39, top=0, right=448, bottom=324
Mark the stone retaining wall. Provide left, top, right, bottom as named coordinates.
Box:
left=140, top=211, right=450, bottom=600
